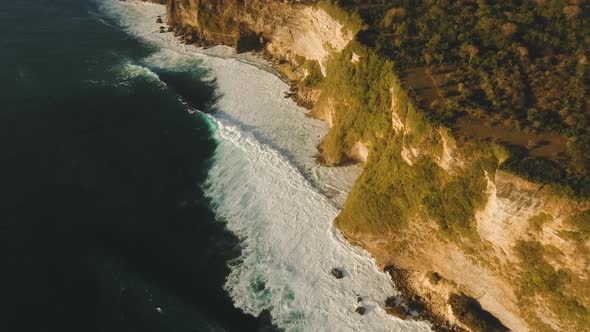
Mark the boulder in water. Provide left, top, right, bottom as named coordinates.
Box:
left=355, top=306, right=366, bottom=315
left=331, top=268, right=344, bottom=279
left=156, top=16, right=163, bottom=24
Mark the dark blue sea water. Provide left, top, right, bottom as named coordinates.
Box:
left=0, top=0, right=275, bottom=331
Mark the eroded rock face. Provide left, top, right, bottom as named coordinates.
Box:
left=165, top=0, right=353, bottom=68
left=165, top=0, right=353, bottom=109
left=349, top=141, right=368, bottom=163
left=476, top=171, right=590, bottom=275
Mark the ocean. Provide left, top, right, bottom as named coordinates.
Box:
left=1, top=0, right=269, bottom=330
left=1, top=0, right=431, bottom=331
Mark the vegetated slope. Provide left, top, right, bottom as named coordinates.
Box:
left=311, top=1, right=590, bottom=331
left=343, top=0, right=589, bottom=198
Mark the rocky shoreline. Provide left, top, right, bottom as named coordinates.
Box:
left=130, top=1, right=590, bottom=331
left=153, top=13, right=466, bottom=332
left=165, top=26, right=461, bottom=332
left=383, top=265, right=463, bottom=332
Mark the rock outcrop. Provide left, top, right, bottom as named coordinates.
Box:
left=164, top=0, right=354, bottom=106
left=330, top=268, right=344, bottom=279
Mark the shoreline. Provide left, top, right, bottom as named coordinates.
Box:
left=183, top=32, right=466, bottom=332
left=237, top=40, right=466, bottom=332
left=125, top=2, right=447, bottom=329
left=163, top=16, right=459, bottom=332
left=197, top=42, right=462, bottom=332
left=383, top=265, right=463, bottom=332
left=343, top=232, right=461, bottom=332
left=117, top=2, right=590, bottom=331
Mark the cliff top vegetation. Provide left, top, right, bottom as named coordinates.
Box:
left=317, top=0, right=589, bottom=197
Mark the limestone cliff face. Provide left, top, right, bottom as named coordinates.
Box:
left=339, top=90, right=590, bottom=331
left=165, top=0, right=352, bottom=79
left=163, top=1, right=590, bottom=331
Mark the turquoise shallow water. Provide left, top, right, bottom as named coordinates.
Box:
left=0, top=1, right=276, bottom=331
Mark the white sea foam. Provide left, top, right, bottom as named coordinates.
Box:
left=205, top=117, right=431, bottom=331
left=98, top=1, right=432, bottom=330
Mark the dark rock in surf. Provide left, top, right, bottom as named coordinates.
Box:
left=355, top=306, right=366, bottom=315
left=408, top=295, right=425, bottom=312
left=331, top=268, right=344, bottom=279
left=185, top=32, right=197, bottom=44
left=385, top=296, right=397, bottom=308
left=386, top=305, right=407, bottom=319
left=156, top=16, right=163, bottom=24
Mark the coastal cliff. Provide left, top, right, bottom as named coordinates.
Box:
left=161, top=1, right=590, bottom=331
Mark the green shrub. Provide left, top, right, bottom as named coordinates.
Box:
left=319, top=42, right=396, bottom=164
left=514, top=240, right=590, bottom=330
left=301, top=60, right=324, bottom=88
left=315, top=0, right=363, bottom=34
left=422, top=158, right=490, bottom=236
left=502, top=156, right=590, bottom=199
left=502, top=157, right=565, bottom=184
left=491, top=143, right=511, bottom=164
